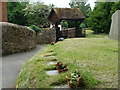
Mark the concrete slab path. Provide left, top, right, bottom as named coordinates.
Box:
left=1, top=45, right=46, bottom=88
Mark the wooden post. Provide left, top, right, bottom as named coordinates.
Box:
left=55, top=22, right=60, bottom=42
left=0, top=1, right=7, bottom=22
left=55, top=22, right=58, bottom=29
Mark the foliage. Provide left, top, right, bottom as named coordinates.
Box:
left=110, top=1, right=120, bottom=14
left=24, top=3, right=52, bottom=28
left=7, top=2, right=54, bottom=27
left=29, top=25, right=41, bottom=33
left=78, top=70, right=99, bottom=88
left=7, top=2, right=28, bottom=26
left=69, top=2, right=91, bottom=28
left=80, top=23, right=86, bottom=28
left=60, top=21, right=68, bottom=28
left=69, top=2, right=91, bottom=17
left=87, top=2, right=120, bottom=34
left=66, top=72, right=81, bottom=88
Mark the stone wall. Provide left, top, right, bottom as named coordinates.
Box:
left=36, top=28, right=85, bottom=44
left=61, top=28, right=84, bottom=38
left=109, top=10, right=120, bottom=41
left=36, top=28, right=56, bottom=44
left=1, top=22, right=36, bottom=55
left=61, top=28, right=75, bottom=38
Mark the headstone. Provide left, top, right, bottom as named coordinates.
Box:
left=0, top=1, right=7, bottom=22
left=109, top=10, right=120, bottom=41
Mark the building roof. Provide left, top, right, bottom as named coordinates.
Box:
left=48, top=8, right=86, bottom=23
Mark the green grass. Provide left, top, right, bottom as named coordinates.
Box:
left=17, top=33, right=118, bottom=88
left=86, top=30, right=108, bottom=38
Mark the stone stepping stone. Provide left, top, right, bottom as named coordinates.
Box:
left=44, top=55, right=56, bottom=58
left=53, top=84, right=69, bottom=88
left=46, top=70, right=58, bottom=76
left=48, top=56, right=56, bottom=58
left=47, top=61, right=57, bottom=66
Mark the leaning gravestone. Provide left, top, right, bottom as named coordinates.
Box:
left=109, top=10, right=120, bottom=41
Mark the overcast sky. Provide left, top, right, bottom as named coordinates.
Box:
left=39, top=0, right=96, bottom=10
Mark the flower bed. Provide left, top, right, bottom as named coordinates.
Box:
left=55, top=62, right=68, bottom=73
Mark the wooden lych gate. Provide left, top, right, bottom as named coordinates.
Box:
left=48, top=8, right=86, bottom=42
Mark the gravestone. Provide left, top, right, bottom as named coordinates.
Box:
left=109, top=10, right=120, bottom=41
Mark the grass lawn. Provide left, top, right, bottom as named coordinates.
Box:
left=17, top=31, right=118, bottom=88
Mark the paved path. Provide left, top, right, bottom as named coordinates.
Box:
left=1, top=45, right=46, bottom=88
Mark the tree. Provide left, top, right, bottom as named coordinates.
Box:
left=87, top=2, right=114, bottom=34
left=110, top=1, right=120, bottom=14
left=7, top=2, right=28, bottom=25
left=24, top=2, right=52, bottom=28
left=69, top=2, right=91, bottom=28
left=69, top=2, right=91, bottom=17
left=48, top=4, right=55, bottom=10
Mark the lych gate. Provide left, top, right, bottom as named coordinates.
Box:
left=48, top=8, right=86, bottom=42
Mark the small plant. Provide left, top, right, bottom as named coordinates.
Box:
left=29, top=25, right=41, bottom=34
left=80, top=23, right=86, bottom=28
left=60, top=20, right=68, bottom=28
left=55, top=62, right=68, bottom=73
left=66, top=72, right=81, bottom=88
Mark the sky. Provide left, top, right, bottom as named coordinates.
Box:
left=39, top=0, right=96, bottom=10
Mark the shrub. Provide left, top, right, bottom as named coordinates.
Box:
left=29, top=25, right=41, bottom=33
left=80, top=23, right=86, bottom=28
left=61, top=21, right=68, bottom=28
left=87, top=2, right=115, bottom=34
